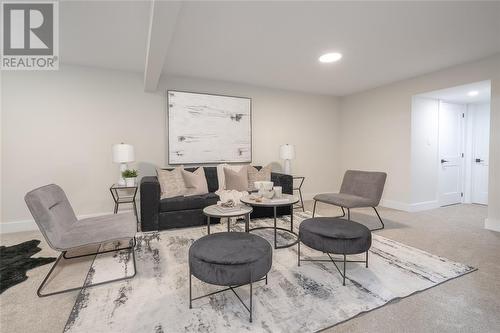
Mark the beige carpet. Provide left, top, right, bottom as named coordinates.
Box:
left=1, top=203, right=499, bottom=333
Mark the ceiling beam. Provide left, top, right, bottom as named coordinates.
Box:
left=144, top=0, right=181, bottom=92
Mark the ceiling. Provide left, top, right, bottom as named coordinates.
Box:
left=60, top=1, right=500, bottom=96
left=417, top=80, right=491, bottom=104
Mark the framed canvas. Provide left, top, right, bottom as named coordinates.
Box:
left=167, top=90, right=252, bottom=164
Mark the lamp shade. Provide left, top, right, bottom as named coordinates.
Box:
left=112, top=143, right=135, bottom=163
left=280, top=144, right=295, bottom=160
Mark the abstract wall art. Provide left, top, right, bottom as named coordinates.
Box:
left=167, top=90, right=252, bottom=164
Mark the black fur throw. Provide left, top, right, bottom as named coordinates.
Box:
left=0, top=240, right=56, bottom=294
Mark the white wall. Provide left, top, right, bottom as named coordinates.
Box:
left=411, top=97, right=439, bottom=208
left=1, top=66, right=340, bottom=231
left=338, top=54, right=500, bottom=223
left=1, top=66, right=164, bottom=231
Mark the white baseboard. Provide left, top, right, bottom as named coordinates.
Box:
left=380, top=199, right=440, bottom=212
left=379, top=199, right=411, bottom=212
left=485, top=218, right=500, bottom=232
left=0, top=210, right=134, bottom=234
left=409, top=200, right=440, bottom=212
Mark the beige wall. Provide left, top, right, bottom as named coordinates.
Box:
left=1, top=66, right=340, bottom=230
left=338, top=54, right=500, bottom=228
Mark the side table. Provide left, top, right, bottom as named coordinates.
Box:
left=293, top=176, right=305, bottom=212
left=109, top=184, right=139, bottom=229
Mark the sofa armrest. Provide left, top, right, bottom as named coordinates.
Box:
left=271, top=172, right=293, bottom=195
left=140, top=176, right=161, bottom=231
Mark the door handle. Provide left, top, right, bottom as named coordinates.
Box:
left=441, top=159, right=448, bottom=164
left=475, top=158, right=484, bottom=163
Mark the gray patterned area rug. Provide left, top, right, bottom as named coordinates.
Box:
left=64, top=211, right=476, bottom=333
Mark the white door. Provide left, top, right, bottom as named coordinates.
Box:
left=471, top=103, right=490, bottom=205
left=438, top=102, right=465, bottom=206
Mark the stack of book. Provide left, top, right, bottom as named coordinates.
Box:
left=213, top=205, right=242, bottom=214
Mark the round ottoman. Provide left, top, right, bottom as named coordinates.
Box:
left=298, top=217, right=371, bottom=285
left=188, top=232, right=272, bottom=322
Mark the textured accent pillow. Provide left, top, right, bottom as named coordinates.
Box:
left=216, top=164, right=247, bottom=191
left=182, top=167, right=209, bottom=196
left=224, top=167, right=249, bottom=192
left=157, top=167, right=186, bottom=199
left=248, top=165, right=272, bottom=191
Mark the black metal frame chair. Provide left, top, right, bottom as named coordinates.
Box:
left=37, top=238, right=137, bottom=297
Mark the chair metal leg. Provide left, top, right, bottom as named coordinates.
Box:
left=343, top=254, right=346, bottom=286
left=340, top=207, right=345, bottom=217
left=312, top=200, right=317, bottom=217
left=347, top=208, right=351, bottom=221
left=63, top=237, right=136, bottom=259
left=37, top=237, right=137, bottom=297
left=371, top=207, right=385, bottom=231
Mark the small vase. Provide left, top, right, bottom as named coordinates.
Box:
left=125, top=177, right=136, bottom=187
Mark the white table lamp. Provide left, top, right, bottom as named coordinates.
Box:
left=113, top=143, right=135, bottom=185
left=280, top=144, right=295, bottom=175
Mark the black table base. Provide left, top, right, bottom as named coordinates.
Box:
left=248, top=206, right=298, bottom=249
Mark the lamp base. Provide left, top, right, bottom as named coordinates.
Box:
left=118, top=163, right=128, bottom=186
left=284, top=159, right=291, bottom=175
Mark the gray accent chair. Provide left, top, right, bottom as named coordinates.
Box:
left=313, top=170, right=387, bottom=230
left=24, top=184, right=137, bottom=297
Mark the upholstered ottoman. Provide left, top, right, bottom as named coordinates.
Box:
left=298, top=217, right=371, bottom=285
left=188, top=232, right=272, bottom=322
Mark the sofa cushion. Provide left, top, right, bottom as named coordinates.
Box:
left=159, top=192, right=219, bottom=212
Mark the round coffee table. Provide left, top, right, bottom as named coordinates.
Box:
left=203, top=204, right=253, bottom=234
left=240, top=194, right=299, bottom=249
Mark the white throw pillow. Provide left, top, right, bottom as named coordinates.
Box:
left=157, top=167, right=186, bottom=199
left=216, top=164, right=248, bottom=191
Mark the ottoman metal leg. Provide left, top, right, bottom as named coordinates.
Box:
left=189, top=275, right=267, bottom=322
left=297, top=240, right=301, bottom=267
left=189, top=269, right=192, bottom=309
left=312, top=200, right=317, bottom=217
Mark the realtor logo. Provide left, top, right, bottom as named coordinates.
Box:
left=1, top=1, right=59, bottom=70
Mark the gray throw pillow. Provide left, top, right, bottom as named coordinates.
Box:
left=224, top=167, right=249, bottom=192
left=182, top=167, right=209, bottom=196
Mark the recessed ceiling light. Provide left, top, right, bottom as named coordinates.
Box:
left=467, top=90, right=479, bottom=97
left=319, top=52, right=342, bottom=63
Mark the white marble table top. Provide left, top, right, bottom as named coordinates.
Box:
left=203, top=204, right=253, bottom=217
left=240, top=194, right=299, bottom=207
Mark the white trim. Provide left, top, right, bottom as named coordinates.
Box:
left=0, top=210, right=134, bottom=234
left=409, top=200, right=440, bottom=212
left=485, top=218, right=500, bottom=232
left=379, top=199, right=411, bottom=212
